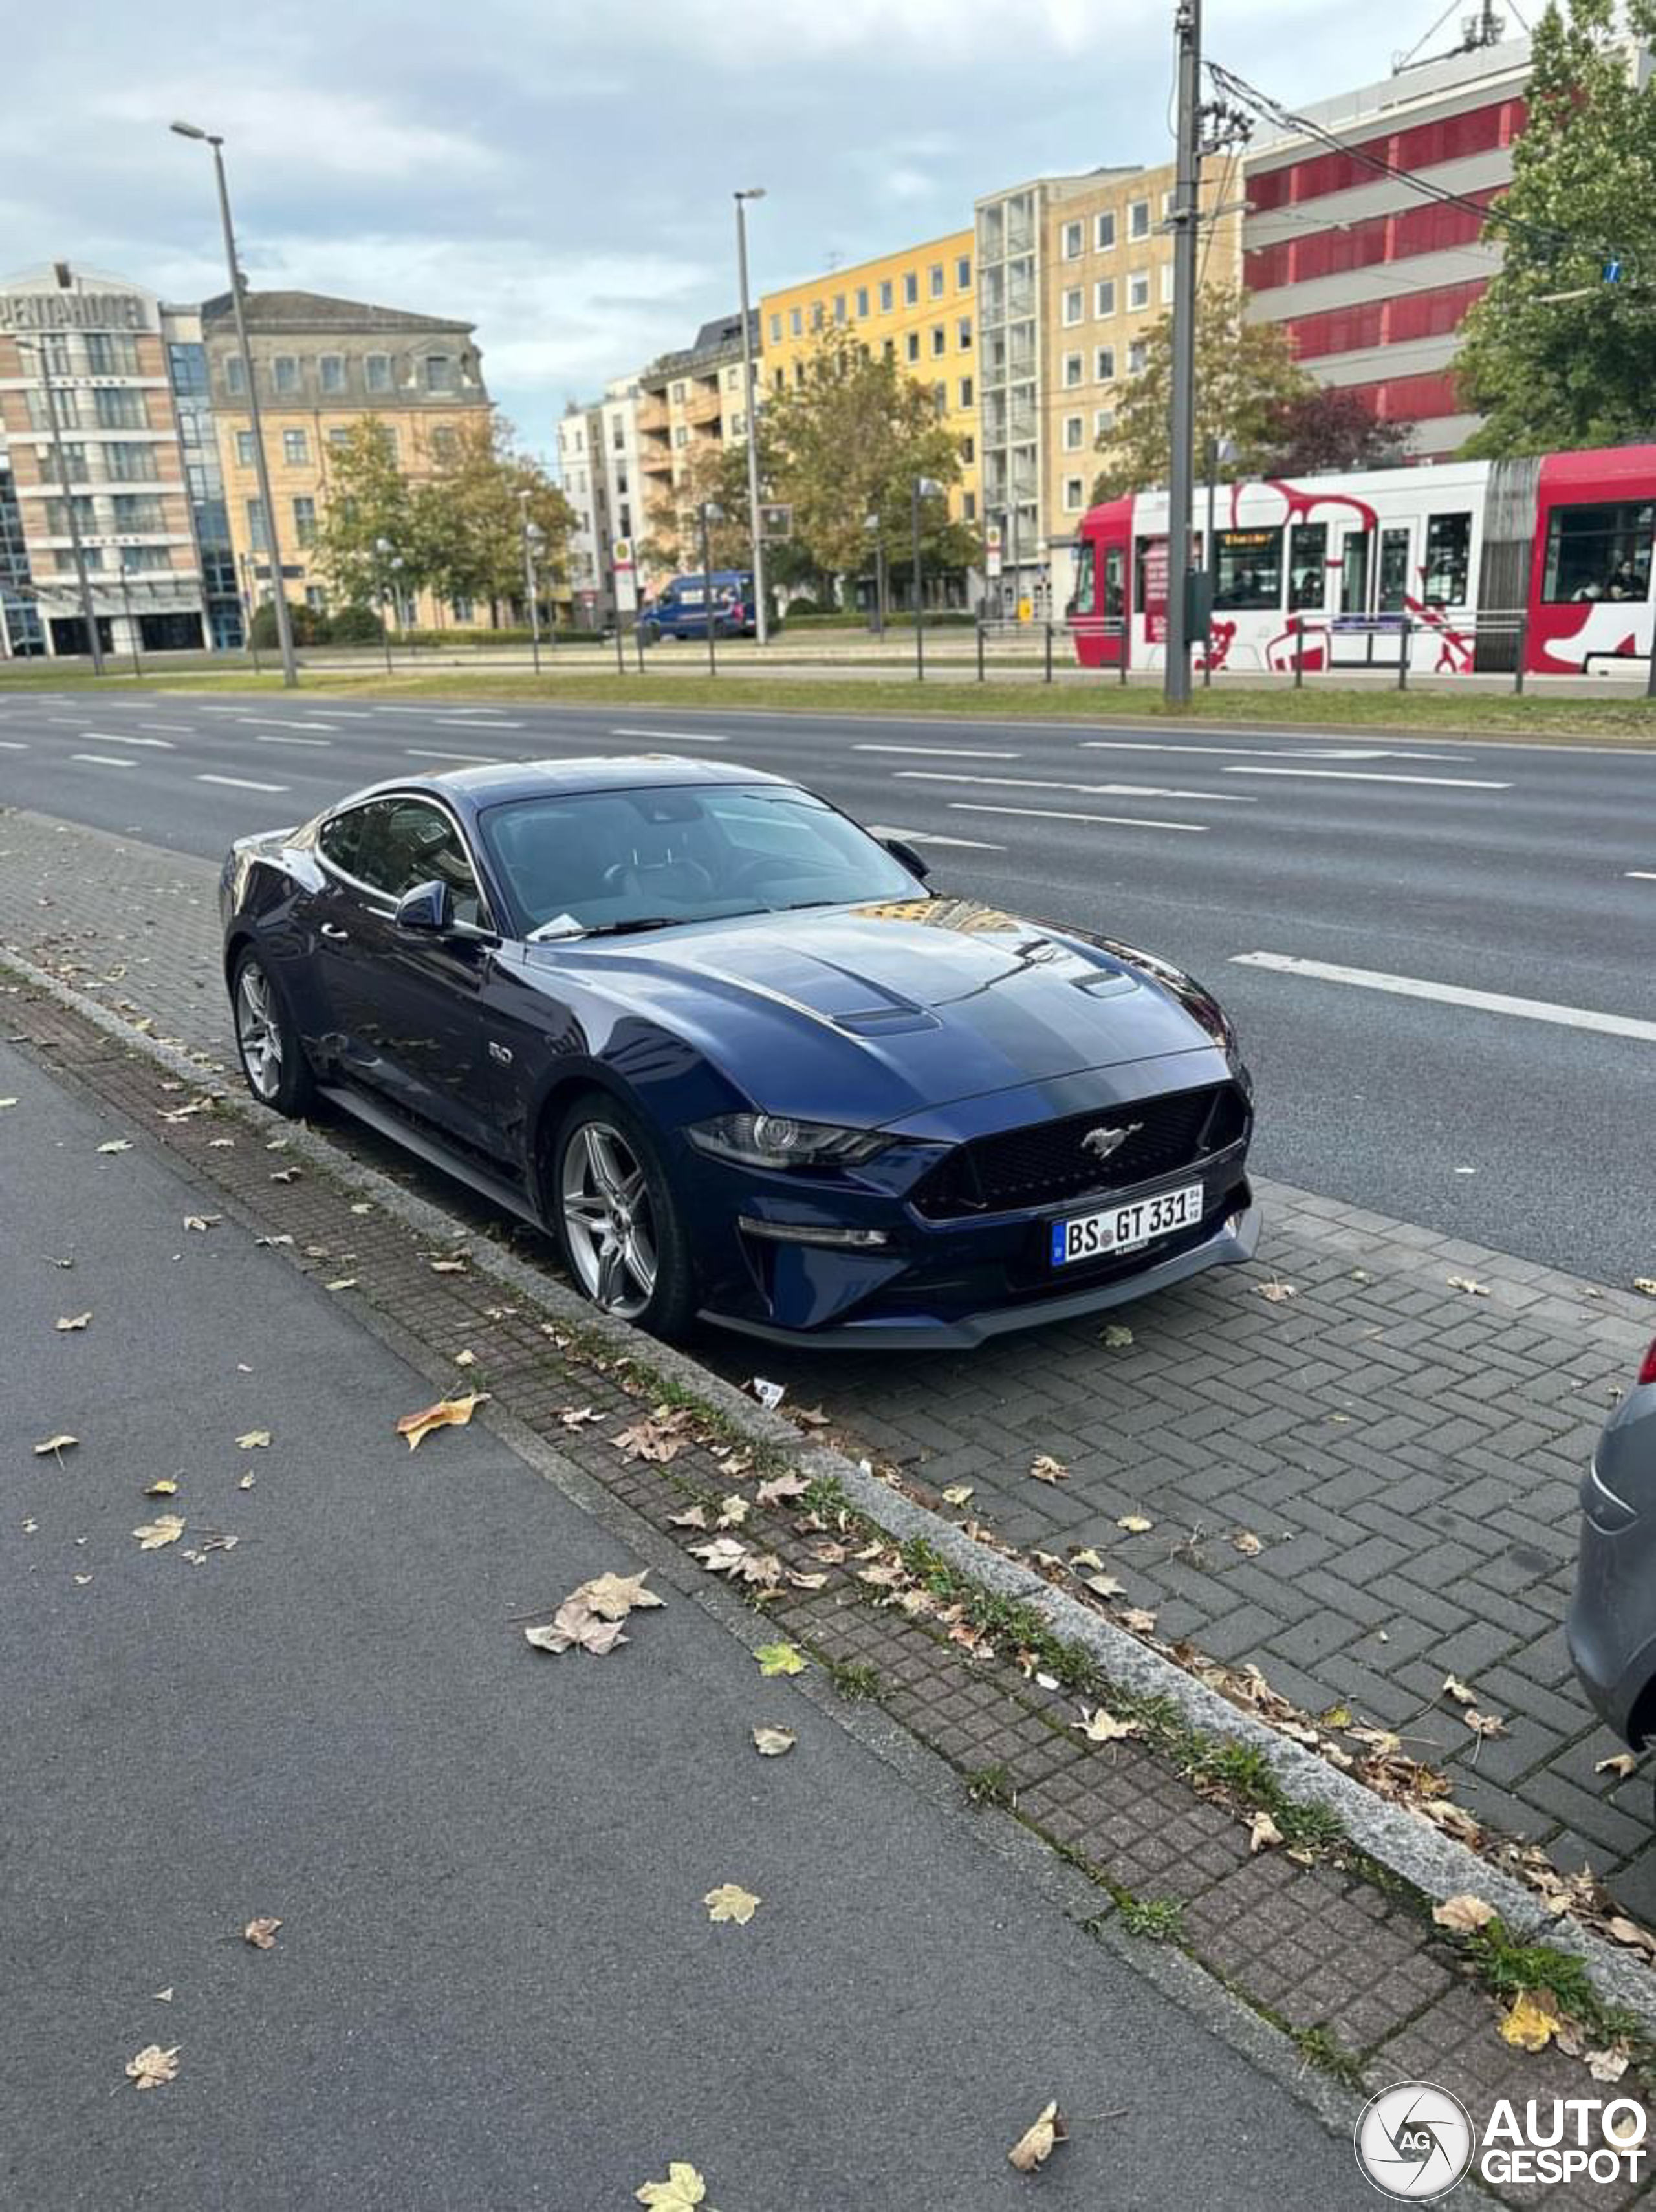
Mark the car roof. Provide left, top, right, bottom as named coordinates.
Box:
left=343, top=755, right=790, bottom=812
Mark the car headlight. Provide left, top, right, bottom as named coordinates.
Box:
left=1183, top=985, right=1238, bottom=1054
left=686, top=1112, right=892, bottom=1171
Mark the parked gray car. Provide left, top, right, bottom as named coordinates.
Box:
left=1569, top=1333, right=1656, bottom=1746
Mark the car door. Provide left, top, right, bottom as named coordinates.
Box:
left=314, top=795, right=503, bottom=1160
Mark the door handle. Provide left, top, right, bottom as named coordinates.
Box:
left=320, top=922, right=350, bottom=940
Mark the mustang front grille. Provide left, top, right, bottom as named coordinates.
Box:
left=908, top=1082, right=1247, bottom=1220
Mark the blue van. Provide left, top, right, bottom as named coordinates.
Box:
left=639, top=571, right=756, bottom=644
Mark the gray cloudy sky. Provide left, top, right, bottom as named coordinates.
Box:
left=6, top=0, right=1411, bottom=457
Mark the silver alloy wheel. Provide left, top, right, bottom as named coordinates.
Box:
left=235, top=963, right=283, bottom=1102
left=560, top=1119, right=659, bottom=1320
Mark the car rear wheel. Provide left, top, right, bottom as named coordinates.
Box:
left=551, top=1097, right=696, bottom=1339
left=231, top=948, right=314, bottom=1118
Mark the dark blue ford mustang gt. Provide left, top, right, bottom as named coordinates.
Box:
left=219, top=756, right=1259, bottom=1347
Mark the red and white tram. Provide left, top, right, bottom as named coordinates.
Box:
left=1068, top=444, right=1655, bottom=680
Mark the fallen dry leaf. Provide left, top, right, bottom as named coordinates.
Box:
left=634, top=2162, right=710, bottom=2210
left=125, top=2043, right=179, bottom=2090
left=940, top=1484, right=975, bottom=1507
left=558, top=1405, right=602, bottom=1429
left=1432, top=1894, right=1496, bottom=1935
left=582, top=1572, right=664, bottom=1620
left=268, top=1167, right=301, bottom=1184
left=144, top=1478, right=179, bottom=1498
left=55, top=1312, right=92, bottom=1332
left=1499, top=1988, right=1563, bottom=2052
left=325, top=1277, right=358, bottom=1294
left=395, top=1391, right=486, bottom=1451
left=1255, top=1279, right=1297, bottom=1303
left=1464, top=1708, right=1508, bottom=1739
left=715, top=1494, right=750, bottom=1529
left=428, top=1255, right=467, bottom=1274
left=1029, top=1453, right=1069, bottom=1485
left=152, top=1988, right=173, bottom=2003
left=1447, top=1275, right=1491, bottom=1297
left=237, top=1473, right=255, bottom=1491
left=1606, top=1916, right=1656, bottom=1955
left=1100, top=1322, right=1135, bottom=1348
left=668, top=1505, right=710, bottom=1531
left=524, top=1601, right=627, bottom=1657
left=96, top=1139, right=132, bottom=1156
left=236, top=1429, right=272, bottom=1451
left=1073, top=1706, right=1137, bottom=1743
left=754, top=1472, right=810, bottom=1508
left=751, top=1726, right=796, bottom=1757
left=1631, top=1279, right=1656, bottom=1298
left=1587, top=2044, right=1631, bottom=2084
left=1248, top=1811, right=1284, bottom=1854
left=1230, top=1530, right=1263, bottom=1557
left=133, top=1514, right=185, bottom=1550
left=1121, top=1605, right=1158, bottom=1633
left=755, top=1642, right=807, bottom=1678
left=1068, top=1547, right=1105, bottom=1572
left=1596, top=1753, right=1638, bottom=1781
left=32, top=1433, right=78, bottom=1457
left=1085, top=1572, right=1127, bottom=1599
left=704, top=1882, right=759, bottom=1925
left=1441, top=1673, right=1476, bottom=1706
left=1008, top=2099, right=1067, bottom=2173
left=243, top=1916, right=281, bottom=1950
left=1117, top=1513, right=1153, bottom=1535
left=787, top=1570, right=828, bottom=1591
left=613, top=1412, right=691, bottom=1464
left=182, top=1215, right=221, bottom=1233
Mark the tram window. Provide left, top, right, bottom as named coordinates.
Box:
left=1068, top=539, right=1095, bottom=616
left=1214, top=527, right=1282, bottom=610
left=1378, top=526, right=1411, bottom=613
left=1103, top=545, right=1124, bottom=620
left=1423, top=512, right=1470, bottom=605
left=1289, top=522, right=1327, bottom=609
left=1543, top=501, right=1653, bottom=603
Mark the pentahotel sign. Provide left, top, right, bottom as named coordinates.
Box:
left=0, top=291, right=153, bottom=333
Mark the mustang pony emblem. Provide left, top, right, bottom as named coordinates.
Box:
left=1080, top=1122, right=1142, bottom=1164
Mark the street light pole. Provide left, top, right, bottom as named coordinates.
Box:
left=699, top=503, right=722, bottom=677
left=1202, top=435, right=1236, bottom=689
left=864, top=514, right=884, bottom=638
left=374, top=537, right=396, bottom=674
left=519, top=491, right=543, bottom=674
left=171, top=120, right=299, bottom=689
left=117, top=559, right=142, bottom=676
left=734, top=188, right=768, bottom=647
left=1164, top=0, right=1203, bottom=708
left=911, top=477, right=942, bottom=684
left=20, top=334, right=104, bottom=673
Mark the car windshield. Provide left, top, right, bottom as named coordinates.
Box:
left=479, top=783, right=926, bottom=939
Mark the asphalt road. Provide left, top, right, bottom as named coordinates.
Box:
left=0, top=1033, right=1376, bottom=2211
left=1, top=684, right=1652, bottom=1283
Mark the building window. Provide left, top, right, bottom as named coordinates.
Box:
left=273, top=355, right=300, bottom=395
left=932, top=381, right=947, bottom=413
left=121, top=545, right=172, bottom=574
left=1160, top=264, right=1175, bottom=305
left=43, top=442, right=87, bottom=484
left=1095, top=279, right=1115, bottom=318
left=105, top=442, right=158, bottom=481
left=673, top=426, right=688, bottom=448
left=452, top=595, right=474, bottom=622
left=27, top=387, right=80, bottom=431
left=811, top=301, right=824, bottom=330
left=1062, top=287, right=1084, bottom=326
left=328, top=427, right=352, bottom=448
left=1128, top=271, right=1150, bottom=312
left=832, top=294, right=846, bottom=325
left=959, top=374, right=974, bottom=407
left=957, top=316, right=972, bottom=350
left=235, top=431, right=256, bottom=466
left=305, top=585, right=327, bottom=611
left=768, top=312, right=781, bottom=343
left=1095, top=407, right=1116, bottom=437
left=283, top=429, right=309, bottom=465
left=1129, top=199, right=1150, bottom=240
left=1095, top=210, right=1116, bottom=251
left=365, top=354, right=391, bottom=393
left=1062, top=352, right=1084, bottom=387
left=224, top=355, right=246, bottom=395
left=1128, top=338, right=1148, bottom=374
left=85, top=332, right=140, bottom=375
left=431, top=426, right=459, bottom=462
left=930, top=264, right=944, bottom=298
left=877, top=279, right=893, bottom=313
left=425, top=355, right=456, bottom=393
left=1162, top=189, right=1176, bottom=216
left=725, top=365, right=741, bottom=389
left=932, top=325, right=946, bottom=356
left=906, top=332, right=921, bottom=363
left=377, top=425, right=399, bottom=462
left=1063, top=477, right=1085, bottom=511
left=789, top=306, right=803, bottom=337
left=963, top=490, right=976, bottom=521
left=1063, top=415, right=1084, bottom=450
left=1095, top=346, right=1116, bottom=381
left=957, top=254, right=972, bottom=289
left=1062, top=219, right=1084, bottom=259
left=292, top=495, right=317, bottom=547
left=670, top=380, right=686, bottom=403
left=320, top=354, right=345, bottom=395
left=962, top=433, right=975, bottom=463
left=904, top=272, right=919, bottom=307
left=45, top=495, right=96, bottom=536
left=94, top=388, right=146, bottom=429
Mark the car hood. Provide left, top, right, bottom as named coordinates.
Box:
left=519, top=896, right=1221, bottom=1122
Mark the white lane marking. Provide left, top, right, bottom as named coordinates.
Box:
left=1230, top=952, right=1656, bottom=1044
left=950, top=802, right=1206, bottom=834
left=139, top=723, right=196, bottom=733
left=608, top=726, right=728, bottom=744
left=1223, top=764, right=1510, bottom=790
left=1078, top=739, right=1473, bottom=763
left=373, top=704, right=459, bottom=715
left=0, top=739, right=28, bottom=750
left=436, top=715, right=523, bottom=728
left=198, top=704, right=252, bottom=713
left=196, top=773, right=289, bottom=793
left=320, top=708, right=373, bottom=718
left=71, top=753, right=138, bottom=768
left=854, top=744, right=1022, bottom=759
left=237, top=717, right=337, bottom=731
left=109, top=735, right=174, bottom=749
left=868, top=823, right=1007, bottom=851
left=404, top=747, right=505, bottom=763
left=256, top=733, right=332, bottom=748
left=896, top=770, right=1253, bottom=805
left=1626, top=871, right=1656, bottom=881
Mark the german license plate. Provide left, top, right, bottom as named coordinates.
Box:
left=1050, top=1182, right=1203, bottom=1267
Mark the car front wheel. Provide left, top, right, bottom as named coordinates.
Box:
left=231, top=948, right=314, bottom=1117
left=550, top=1098, right=697, bottom=1339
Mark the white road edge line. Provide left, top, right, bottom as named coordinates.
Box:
left=950, top=802, right=1206, bottom=834
left=256, top=733, right=332, bottom=748
left=897, top=770, right=1254, bottom=804
left=1230, top=952, right=1656, bottom=1044
left=404, top=747, right=505, bottom=763
left=854, top=744, right=1023, bottom=759
left=1079, top=740, right=1474, bottom=763
left=196, top=773, right=289, bottom=793
left=71, top=753, right=136, bottom=768
left=1223, top=765, right=1511, bottom=790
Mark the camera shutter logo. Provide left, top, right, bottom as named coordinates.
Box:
left=1354, top=2081, right=1475, bottom=2202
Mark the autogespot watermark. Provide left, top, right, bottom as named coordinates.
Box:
left=1353, top=2079, right=1648, bottom=2201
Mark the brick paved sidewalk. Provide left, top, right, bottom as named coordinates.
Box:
left=5, top=803, right=1655, bottom=1910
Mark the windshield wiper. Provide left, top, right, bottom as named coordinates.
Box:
left=530, top=914, right=685, bottom=942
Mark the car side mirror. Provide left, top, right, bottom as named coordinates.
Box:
left=395, top=879, right=453, bottom=933
left=882, top=836, right=931, bottom=881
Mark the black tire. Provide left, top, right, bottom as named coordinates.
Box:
left=549, top=1093, right=697, bottom=1340
left=230, top=946, right=314, bottom=1118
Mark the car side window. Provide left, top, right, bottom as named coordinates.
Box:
left=320, top=799, right=486, bottom=927
left=317, top=803, right=381, bottom=883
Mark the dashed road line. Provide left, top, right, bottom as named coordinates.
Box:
left=949, top=802, right=1206, bottom=834
left=0, top=739, right=28, bottom=750
left=1230, top=951, right=1656, bottom=1043
left=608, top=727, right=728, bottom=743
left=868, top=823, right=1007, bottom=851
left=1222, top=765, right=1510, bottom=790
left=196, top=773, right=289, bottom=793
left=255, top=733, right=332, bottom=748
left=895, top=770, right=1254, bottom=804
left=70, top=753, right=137, bottom=768
left=854, top=744, right=1022, bottom=759
left=404, top=747, right=505, bottom=763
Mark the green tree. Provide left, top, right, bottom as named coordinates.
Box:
left=416, top=418, right=576, bottom=623
left=312, top=418, right=417, bottom=611
left=1261, top=386, right=1415, bottom=475
left=762, top=331, right=972, bottom=596
left=1091, top=285, right=1313, bottom=501
left=1455, top=0, right=1656, bottom=455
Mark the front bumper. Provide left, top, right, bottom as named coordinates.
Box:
left=702, top=1191, right=1261, bottom=1349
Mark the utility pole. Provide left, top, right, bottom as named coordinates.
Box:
left=1164, top=0, right=1203, bottom=708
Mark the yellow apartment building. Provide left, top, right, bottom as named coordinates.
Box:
left=202, top=289, right=493, bottom=627
left=759, top=232, right=980, bottom=530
